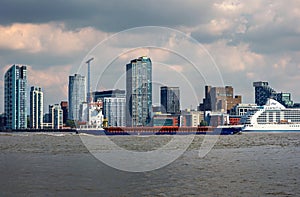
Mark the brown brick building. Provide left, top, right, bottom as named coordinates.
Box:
left=199, top=85, right=242, bottom=113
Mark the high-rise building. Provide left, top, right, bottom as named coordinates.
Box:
left=68, top=74, right=86, bottom=121
left=275, top=93, right=293, bottom=107
left=160, top=86, right=180, bottom=114
left=253, top=81, right=276, bottom=106
left=103, top=98, right=126, bottom=127
left=30, top=86, right=43, bottom=129
left=0, top=113, right=6, bottom=130
left=199, top=85, right=242, bottom=113
left=49, top=104, right=63, bottom=129
left=92, top=89, right=125, bottom=102
left=60, top=101, right=68, bottom=124
left=4, top=65, right=27, bottom=129
left=253, top=81, right=294, bottom=107
left=126, top=56, right=152, bottom=127
left=198, top=86, right=212, bottom=111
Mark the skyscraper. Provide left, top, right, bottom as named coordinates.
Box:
left=68, top=74, right=86, bottom=121
left=199, top=85, right=242, bottom=113
left=60, top=101, right=68, bottom=124
left=30, top=86, right=43, bottom=129
left=92, top=89, right=125, bottom=102
left=49, top=104, right=63, bottom=129
left=103, top=97, right=126, bottom=127
left=4, top=65, right=27, bottom=129
left=160, top=86, right=180, bottom=114
left=253, top=81, right=294, bottom=107
left=126, top=56, right=152, bottom=127
left=253, top=81, right=276, bottom=106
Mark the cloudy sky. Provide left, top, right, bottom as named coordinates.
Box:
left=1, top=0, right=300, bottom=112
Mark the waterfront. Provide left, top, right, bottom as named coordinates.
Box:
left=0, top=132, right=299, bottom=196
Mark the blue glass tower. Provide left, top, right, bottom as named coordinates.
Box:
left=4, top=65, right=27, bottom=129
left=68, top=74, right=86, bottom=121
left=126, top=56, right=152, bottom=127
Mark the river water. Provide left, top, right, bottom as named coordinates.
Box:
left=0, top=132, right=299, bottom=196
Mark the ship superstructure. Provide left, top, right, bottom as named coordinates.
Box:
left=241, top=99, right=300, bottom=131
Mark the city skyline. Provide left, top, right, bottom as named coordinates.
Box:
left=2, top=62, right=300, bottom=129
left=0, top=1, right=300, bottom=112
left=2, top=64, right=300, bottom=115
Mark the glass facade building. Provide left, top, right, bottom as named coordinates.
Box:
left=253, top=81, right=276, bottom=106
left=68, top=74, right=86, bottom=121
left=126, top=56, right=152, bottom=127
left=30, top=86, right=43, bottom=129
left=4, top=65, right=27, bottom=129
left=160, top=86, right=180, bottom=114
left=92, top=89, right=125, bottom=102
left=103, top=97, right=126, bottom=127
left=253, top=81, right=294, bottom=107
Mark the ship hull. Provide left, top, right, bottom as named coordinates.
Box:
left=242, top=124, right=300, bottom=132
left=76, top=126, right=242, bottom=135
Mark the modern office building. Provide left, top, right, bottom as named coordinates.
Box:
left=49, top=104, right=63, bottom=129
left=160, top=86, right=180, bottom=114
left=181, top=110, right=204, bottom=127
left=92, top=89, right=125, bottom=102
left=274, top=92, right=293, bottom=108
left=68, top=74, right=86, bottom=121
left=0, top=114, right=6, bottom=130
left=4, top=65, right=27, bottom=129
left=253, top=81, right=294, bottom=107
left=198, top=85, right=212, bottom=111
left=153, top=114, right=180, bottom=127
left=126, top=56, right=152, bottom=127
left=60, top=101, right=68, bottom=124
left=199, top=85, right=242, bottom=113
left=253, top=81, right=277, bottom=106
left=30, top=86, right=43, bottom=129
left=205, top=112, right=229, bottom=127
left=103, top=97, right=126, bottom=127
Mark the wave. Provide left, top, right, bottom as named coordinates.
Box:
left=35, top=132, right=76, bottom=137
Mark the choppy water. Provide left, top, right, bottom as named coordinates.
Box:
left=0, top=132, right=299, bottom=196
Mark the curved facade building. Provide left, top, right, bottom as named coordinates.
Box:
left=68, top=74, right=86, bottom=121
left=4, top=65, right=27, bottom=129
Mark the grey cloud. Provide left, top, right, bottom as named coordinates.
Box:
left=0, top=49, right=82, bottom=69
left=0, top=0, right=213, bottom=32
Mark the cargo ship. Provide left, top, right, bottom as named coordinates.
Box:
left=241, top=98, right=300, bottom=132
left=76, top=125, right=242, bottom=135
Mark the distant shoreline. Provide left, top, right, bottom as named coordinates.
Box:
left=0, top=129, right=76, bottom=133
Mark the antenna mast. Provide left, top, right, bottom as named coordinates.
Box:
left=86, top=57, right=94, bottom=125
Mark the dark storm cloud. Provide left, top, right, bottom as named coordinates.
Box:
left=244, top=27, right=300, bottom=54
left=0, top=0, right=212, bottom=32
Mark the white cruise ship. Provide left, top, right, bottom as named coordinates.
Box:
left=240, top=99, right=300, bottom=132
